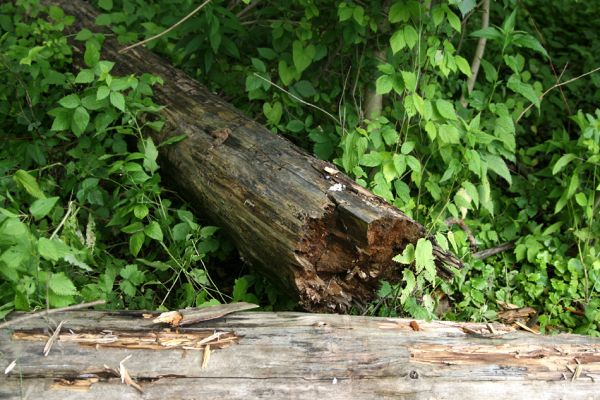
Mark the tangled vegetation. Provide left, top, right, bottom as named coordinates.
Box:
left=0, top=0, right=598, bottom=335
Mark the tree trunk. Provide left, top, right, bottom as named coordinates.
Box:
left=2, top=309, right=599, bottom=399
left=50, top=0, right=460, bottom=312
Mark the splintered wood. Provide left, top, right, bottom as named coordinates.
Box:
left=12, top=329, right=238, bottom=351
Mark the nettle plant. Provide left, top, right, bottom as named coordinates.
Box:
left=0, top=2, right=223, bottom=317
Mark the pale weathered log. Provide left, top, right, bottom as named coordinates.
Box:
left=48, top=0, right=460, bottom=312
left=2, top=310, right=600, bottom=399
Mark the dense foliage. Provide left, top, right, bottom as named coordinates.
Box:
left=0, top=0, right=598, bottom=334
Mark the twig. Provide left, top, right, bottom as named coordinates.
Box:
left=253, top=73, right=341, bottom=125
left=50, top=200, right=75, bottom=239
left=461, top=0, right=489, bottom=107
left=0, top=300, right=105, bottom=329
left=236, top=0, right=260, bottom=19
left=472, top=242, right=514, bottom=260
left=516, top=66, right=600, bottom=123
left=445, top=217, right=477, bottom=251
left=119, top=0, right=213, bottom=53
left=43, top=320, right=66, bottom=356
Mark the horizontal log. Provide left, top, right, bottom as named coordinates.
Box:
left=1, top=310, right=599, bottom=399
left=49, top=0, right=461, bottom=312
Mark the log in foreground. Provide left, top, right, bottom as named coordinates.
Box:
left=2, top=310, right=600, bottom=399
left=53, top=0, right=460, bottom=312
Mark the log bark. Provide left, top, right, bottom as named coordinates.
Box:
left=2, top=309, right=600, bottom=399
left=51, top=0, right=460, bottom=312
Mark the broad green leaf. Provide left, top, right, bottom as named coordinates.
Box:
left=144, top=221, right=163, bottom=241
left=278, top=60, right=296, bottom=86
left=389, top=2, right=410, bottom=23
left=143, top=137, right=159, bottom=173
left=84, top=41, right=100, bottom=67
left=251, top=57, right=266, bottom=72
left=512, top=33, right=549, bottom=58
left=50, top=109, right=70, bottom=131
left=457, top=0, right=476, bottom=16
left=38, top=237, right=71, bottom=261
left=110, top=91, right=126, bottom=111
left=390, top=29, right=406, bottom=54
left=404, top=25, right=419, bottom=49
left=485, top=154, right=512, bottom=184
left=415, top=238, right=435, bottom=282
left=58, top=94, right=81, bottom=109
left=263, top=101, right=283, bottom=125
left=286, top=120, right=305, bottom=132
left=294, top=80, right=316, bottom=97
left=98, top=0, right=113, bottom=11
left=48, top=272, right=78, bottom=296
left=471, top=27, right=503, bottom=42
left=360, top=151, right=383, bottom=167
left=393, top=243, right=415, bottom=264
left=376, top=75, right=393, bottom=94
left=30, top=197, right=59, bottom=220
left=400, top=269, right=416, bottom=305
left=446, top=9, right=461, bottom=32
left=455, top=56, right=472, bottom=77
left=71, top=106, right=90, bottom=136
left=14, top=170, right=45, bottom=199
left=292, top=41, right=315, bottom=74
left=436, top=99, right=457, bottom=120
left=401, top=70, right=417, bottom=92
left=96, top=85, right=110, bottom=100
left=133, top=204, right=149, bottom=219
left=438, top=124, right=460, bottom=144
left=506, top=76, right=540, bottom=109
left=502, top=9, right=517, bottom=33
left=552, top=153, right=577, bottom=175
left=129, top=231, right=145, bottom=256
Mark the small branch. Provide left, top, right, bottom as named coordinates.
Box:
left=445, top=218, right=477, bottom=251
left=516, top=65, right=600, bottom=123
left=0, top=300, right=106, bottom=329
left=119, top=0, right=213, bottom=53
left=253, top=73, right=341, bottom=125
left=472, top=242, right=514, bottom=260
left=236, top=0, right=260, bottom=19
left=461, top=0, right=489, bottom=107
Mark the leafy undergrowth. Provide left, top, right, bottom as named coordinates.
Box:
left=1, top=0, right=599, bottom=335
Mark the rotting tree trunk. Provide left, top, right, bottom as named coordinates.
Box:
left=51, top=0, right=460, bottom=312
left=2, top=310, right=600, bottom=399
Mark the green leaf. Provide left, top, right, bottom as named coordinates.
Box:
left=389, top=2, right=410, bottom=23
left=38, top=238, right=71, bottom=261
left=30, top=197, right=59, bottom=220
left=436, top=99, right=457, bottom=120
left=360, top=151, right=383, bottom=167
left=415, top=238, right=435, bottom=282
left=552, top=153, right=577, bottom=175
left=457, top=0, right=476, bottom=16
left=294, top=80, right=316, bottom=97
left=485, top=154, right=512, bottom=185
left=96, top=85, right=110, bottom=100
left=471, top=27, right=503, bottom=42
left=390, top=29, right=406, bottom=54
left=129, top=231, right=145, bottom=256
left=133, top=205, right=149, bottom=219
left=98, top=0, right=113, bottom=11
left=50, top=109, right=71, bottom=131
left=446, top=8, right=462, bottom=32
left=286, top=120, right=305, bottom=132
left=71, top=106, right=90, bottom=136
left=401, top=71, right=417, bottom=92
left=455, top=56, right=472, bottom=77
left=14, top=170, right=46, bottom=199
left=400, top=269, right=416, bottom=305
left=263, top=101, right=283, bottom=125
left=404, top=25, right=419, bottom=49
left=143, top=137, right=159, bottom=173
left=84, top=41, right=100, bottom=67
left=507, top=76, right=539, bottom=108
left=48, top=272, right=78, bottom=296
left=110, top=91, right=126, bottom=111
left=58, top=94, right=81, bottom=109
left=393, top=243, right=415, bottom=264
left=144, top=221, right=163, bottom=241
left=278, top=60, right=296, bottom=86
left=376, top=75, right=393, bottom=94
left=512, top=33, right=549, bottom=58
left=292, top=41, right=315, bottom=74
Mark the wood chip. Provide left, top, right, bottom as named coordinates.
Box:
left=572, top=364, right=583, bottom=382
left=4, top=359, right=16, bottom=375
left=514, top=321, right=540, bottom=335
left=202, top=344, right=211, bottom=369
left=44, top=320, right=66, bottom=356
left=409, top=321, right=420, bottom=331
left=119, top=355, right=143, bottom=393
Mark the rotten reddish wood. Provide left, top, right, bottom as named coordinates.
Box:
left=50, top=0, right=461, bottom=312
left=2, top=310, right=600, bottom=399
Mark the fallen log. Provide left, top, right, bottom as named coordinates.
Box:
left=51, top=0, right=460, bottom=312
left=2, top=309, right=599, bottom=399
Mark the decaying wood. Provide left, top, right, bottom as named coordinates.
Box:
left=49, top=0, right=461, bottom=312
left=152, top=302, right=259, bottom=327
left=2, top=310, right=600, bottom=399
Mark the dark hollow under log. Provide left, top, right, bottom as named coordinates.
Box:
left=1, top=309, right=599, bottom=400
left=51, top=0, right=460, bottom=312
